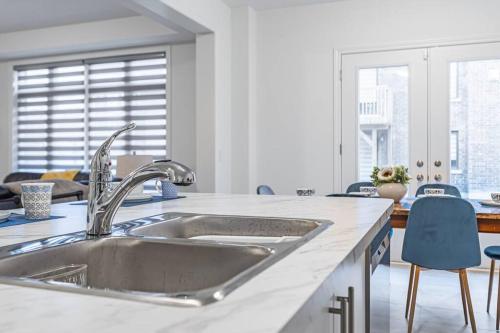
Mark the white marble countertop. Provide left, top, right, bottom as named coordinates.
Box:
left=0, top=193, right=393, bottom=333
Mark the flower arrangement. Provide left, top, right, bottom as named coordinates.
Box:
left=370, top=165, right=411, bottom=187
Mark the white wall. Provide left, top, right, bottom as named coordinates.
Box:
left=0, top=43, right=196, bottom=182
left=170, top=43, right=197, bottom=192
left=159, top=0, right=233, bottom=193
left=231, top=6, right=257, bottom=194
left=253, top=0, right=500, bottom=196
left=253, top=0, right=500, bottom=268
left=0, top=64, right=13, bottom=180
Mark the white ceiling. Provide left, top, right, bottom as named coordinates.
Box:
left=222, top=0, right=346, bottom=10
left=0, top=0, right=138, bottom=33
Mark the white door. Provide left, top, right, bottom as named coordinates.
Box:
left=430, top=42, right=500, bottom=199
left=341, top=49, right=429, bottom=194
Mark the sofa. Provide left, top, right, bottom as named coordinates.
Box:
left=0, top=171, right=91, bottom=210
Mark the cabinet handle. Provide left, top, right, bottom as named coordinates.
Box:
left=328, top=286, right=354, bottom=333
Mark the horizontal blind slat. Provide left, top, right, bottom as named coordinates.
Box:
left=89, top=105, right=165, bottom=113
left=17, top=71, right=85, bottom=81
left=88, top=84, right=165, bottom=94
left=17, top=89, right=85, bottom=99
left=89, top=64, right=166, bottom=75
left=89, top=94, right=165, bottom=103
left=18, top=81, right=85, bottom=90
left=18, top=99, right=84, bottom=108
left=17, top=118, right=85, bottom=125
left=88, top=75, right=165, bottom=85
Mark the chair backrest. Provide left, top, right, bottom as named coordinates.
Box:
left=402, top=197, right=480, bottom=270
left=416, top=183, right=462, bottom=198
left=256, top=185, right=275, bottom=195
left=346, top=181, right=374, bottom=193
left=326, top=193, right=368, bottom=198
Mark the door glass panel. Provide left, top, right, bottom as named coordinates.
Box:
left=357, top=67, right=409, bottom=180
left=449, top=59, right=500, bottom=199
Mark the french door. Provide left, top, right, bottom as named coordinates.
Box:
left=342, top=42, right=500, bottom=199
left=341, top=49, right=429, bottom=195
left=430, top=43, right=500, bottom=199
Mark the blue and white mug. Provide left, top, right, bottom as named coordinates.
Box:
left=21, top=183, right=54, bottom=220
left=156, top=179, right=178, bottom=199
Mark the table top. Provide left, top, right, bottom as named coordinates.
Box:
left=393, top=197, right=500, bottom=221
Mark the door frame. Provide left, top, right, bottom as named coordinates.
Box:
left=339, top=48, right=429, bottom=194
left=429, top=42, right=500, bottom=187
left=333, top=38, right=500, bottom=194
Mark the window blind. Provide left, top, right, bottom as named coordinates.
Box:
left=14, top=53, right=167, bottom=173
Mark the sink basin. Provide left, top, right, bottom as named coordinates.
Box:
left=126, top=212, right=323, bottom=243
left=0, top=236, right=271, bottom=306
left=0, top=213, right=331, bottom=306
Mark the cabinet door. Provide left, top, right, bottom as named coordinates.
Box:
left=280, top=250, right=367, bottom=333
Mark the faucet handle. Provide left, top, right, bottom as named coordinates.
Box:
left=90, top=123, right=136, bottom=180
left=99, top=123, right=136, bottom=154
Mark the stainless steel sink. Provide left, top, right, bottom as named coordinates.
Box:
left=0, top=213, right=331, bottom=306
left=126, top=212, right=323, bottom=243
left=0, top=236, right=271, bottom=306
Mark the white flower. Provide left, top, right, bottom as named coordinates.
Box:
left=377, top=167, right=395, bottom=182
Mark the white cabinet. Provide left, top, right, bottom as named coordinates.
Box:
left=281, top=249, right=368, bottom=333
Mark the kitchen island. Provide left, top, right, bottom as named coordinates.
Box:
left=0, top=193, right=393, bottom=333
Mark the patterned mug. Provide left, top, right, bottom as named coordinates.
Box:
left=156, top=179, right=178, bottom=199
left=21, top=183, right=54, bottom=220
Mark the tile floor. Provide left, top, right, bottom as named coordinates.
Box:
left=391, top=264, right=497, bottom=332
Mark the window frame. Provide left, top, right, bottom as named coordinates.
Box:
left=10, top=46, right=172, bottom=172
left=450, top=130, right=459, bottom=170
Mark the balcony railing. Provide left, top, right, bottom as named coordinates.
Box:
left=359, top=86, right=393, bottom=126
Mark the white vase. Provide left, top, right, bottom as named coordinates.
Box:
left=377, top=183, right=407, bottom=203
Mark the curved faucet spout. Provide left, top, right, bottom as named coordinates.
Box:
left=87, top=160, right=195, bottom=236
left=86, top=123, right=196, bottom=236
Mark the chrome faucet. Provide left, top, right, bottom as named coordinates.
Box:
left=87, top=123, right=196, bottom=236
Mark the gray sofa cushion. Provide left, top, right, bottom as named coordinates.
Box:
left=3, top=179, right=89, bottom=200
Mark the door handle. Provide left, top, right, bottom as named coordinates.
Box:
left=416, top=160, right=424, bottom=168
left=329, top=286, right=354, bottom=333
left=416, top=174, right=424, bottom=182
left=434, top=174, right=442, bottom=182
left=434, top=160, right=442, bottom=167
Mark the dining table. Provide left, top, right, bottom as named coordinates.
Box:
left=391, top=197, right=500, bottom=233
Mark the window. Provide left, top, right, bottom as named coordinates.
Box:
left=450, top=62, right=460, bottom=100
left=357, top=66, right=409, bottom=180
left=449, top=59, right=500, bottom=198
left=14, top=52, right=167, bottom=172
left=450, top=130, right=459, bottom=170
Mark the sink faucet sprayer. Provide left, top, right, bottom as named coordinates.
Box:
left=86, top=123, right=196, bottom=236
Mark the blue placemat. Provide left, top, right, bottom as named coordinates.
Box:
left=0, top=213, right=65, bottom=228
left=71, top=195, right=186, bottom=208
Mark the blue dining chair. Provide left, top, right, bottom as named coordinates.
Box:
left=346, top=181, right=374, bottom=193
left=256, top=185, right=275, bottom=195
left=402, top=197, right=480, bottom=333
left=415, top=183, right=462, bottom=198
left=326, top=181, right=375, bottom=197
left=484, top=246, right=500, bottom=330
left=325, top=193, right=367, bottom=198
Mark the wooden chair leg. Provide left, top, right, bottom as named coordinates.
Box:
left=460, top=269, right=477, bottom=333
left=488, top=260, right=495, bottom=313
left=405, top=264, right=415, bottom=319
left=408, top=266, right=420, bottom=333
left=459, top=271, right=469, bottom=325
left=497, top=266, right=500, bottom=331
